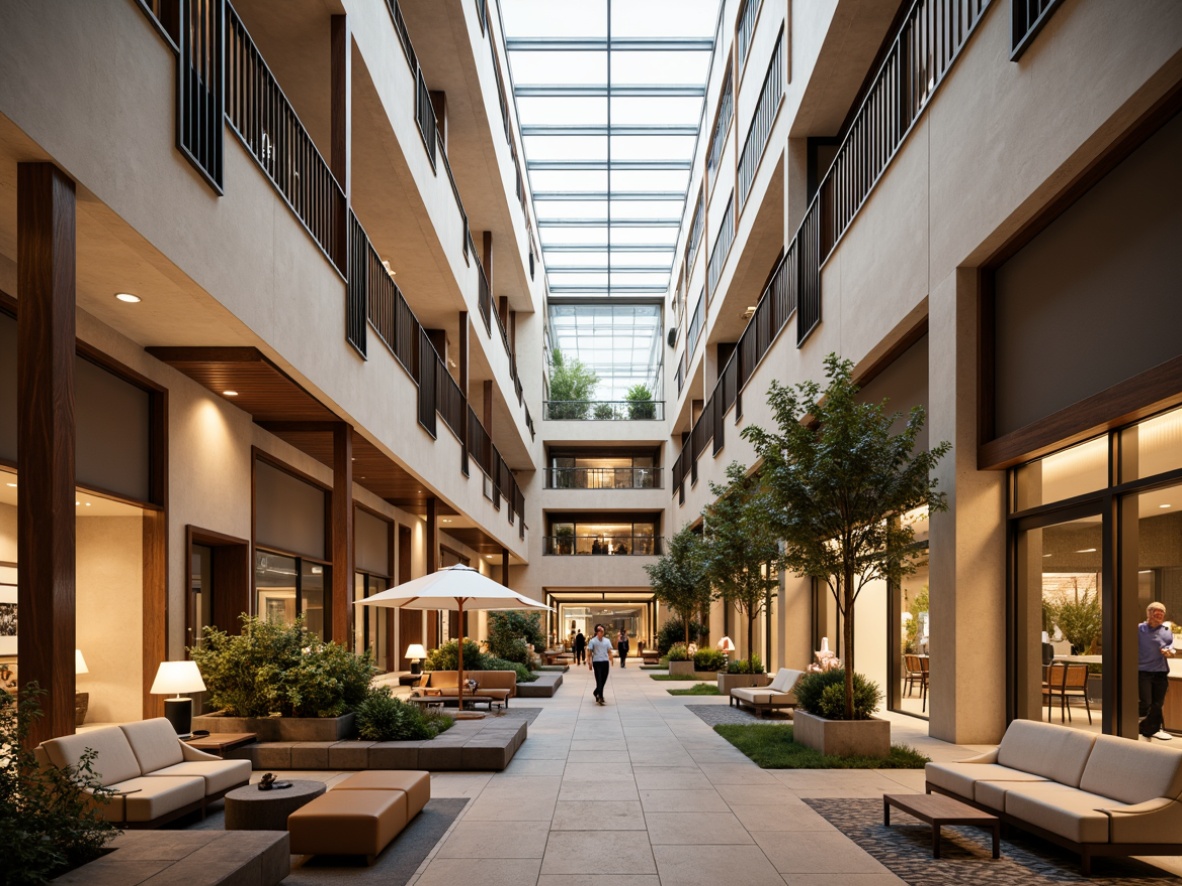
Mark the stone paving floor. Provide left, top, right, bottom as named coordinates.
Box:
left=254, top=664, right=1182, bottom=884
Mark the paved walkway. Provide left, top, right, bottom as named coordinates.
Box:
left=403, top=663, right=986, bottom=886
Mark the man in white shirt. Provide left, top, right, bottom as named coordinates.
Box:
left=587, top=624, right=613, bottom=705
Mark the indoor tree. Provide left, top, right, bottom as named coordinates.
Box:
left=546, top=349, right=599, bottom=419
left=742, top=353, right=950, bottom=720
left=624, top=383, right=656, bottom=420
left=701, top=461, right=782, bottom=676
left=644, top=525, right=712, bottom=648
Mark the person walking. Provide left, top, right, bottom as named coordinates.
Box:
left=617, top=629, right=630, bottom=668
left=587, top=624, right=613, bottom=705
left=572, top=630, right=586, bottom=665
left=1139, top=601, right=1175, bottom=740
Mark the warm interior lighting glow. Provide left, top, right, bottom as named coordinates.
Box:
left=114, top=292, right=141, bottom=303
left=150, top=661, right=206, bottom=697
left=222, top=390, right=238, bottom=397
left=75, top=650, right=89, bottom=675
left=1075, top=548, right=1097, bottom=554
left=404, top=644, right=427, bottom=661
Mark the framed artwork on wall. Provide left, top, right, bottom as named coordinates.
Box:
left=0, top=562, right=16, bottom=656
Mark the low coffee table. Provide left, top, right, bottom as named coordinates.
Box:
left=883, top=793, right=1000, bottom=859
left=224, top=779, right=326, bottom=831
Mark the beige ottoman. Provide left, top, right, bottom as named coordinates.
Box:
left=287, top=790, right=407, bottom=864
left=333, top=770, right=431, bottom=817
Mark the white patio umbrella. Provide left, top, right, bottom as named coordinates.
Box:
left=354, top=564, right=550, bottom=711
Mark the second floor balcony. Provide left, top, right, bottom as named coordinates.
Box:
left=547, top=467, right=660, bottom=491
left=544, top=400, right=666, bottom=421
left=543, top=534, right=663, bottom=557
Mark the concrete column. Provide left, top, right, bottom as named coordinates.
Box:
left=928, top=268, right=1007, bottom=744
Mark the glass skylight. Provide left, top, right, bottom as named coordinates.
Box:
left=500, top=0, right=721, bottom=402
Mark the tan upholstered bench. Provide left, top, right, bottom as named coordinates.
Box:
left=333, top=770, right=431, bottom=817
left=287, top=790, right=406, bottom=864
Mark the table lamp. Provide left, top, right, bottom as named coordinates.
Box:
left=405, top=643, right=427, bottom=675
left=75, top=649, right=89, bottom=727
left=75, top=649, right=89, bottom=675
left=150, top=660, right=206, bottom=736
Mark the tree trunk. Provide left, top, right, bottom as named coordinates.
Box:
left=843, top=568, right=856, bottom=720
left=747, top=610, right=755, bottom=678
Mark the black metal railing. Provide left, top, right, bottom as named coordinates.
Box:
left=1011, top=0, right=1064, bottom=59
left=707, top=193, right=735, bottom=296
left=543, top=535, right=663, bottom=557
left=436, top=360, right=465, bottom=440
left=346, top=211, right=368, bottom=356
left=226, top=4, right=345, bottom=271
left=737, top=28, right=784, bottom=211
left=685, top=187, right=705, bottom=272
left=686, top=289, right=705, bottom=363
left=178, top=0, right=224, bottom=191
left=736, top=0, right=759, bottom=75
left=543, top=400, right=665, bottom=421
left=548, top=467, right=660, bottom=490
left=417, top=327, right=437, bottom=438
left=706, top=70, right=733, bottom=184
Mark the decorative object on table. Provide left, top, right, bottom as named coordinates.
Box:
left=149, top=659, right=206, bottom=736
left=74, top=648, right=89, bottom=726
left=405, top=642, right=427, bottom=675
left=257, top=772, right=291, bottom=791
left=466, top=678, right=478, bottom=693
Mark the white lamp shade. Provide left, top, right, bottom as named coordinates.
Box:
left=150, top=660, right=206, bottom=695
left=75, top=649, right=89, bottom=675
left=405, top=644, right=428, bottom=661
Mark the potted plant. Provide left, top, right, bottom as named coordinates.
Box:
left=743, top=354, right=950, bottom=754
left=624, top=384, right=656, bottom=420
left=717, top=654, right=770, bottom=693
left=190, top=615, right=372, bottom=741
left=666, top=642, right=695, bottom=676
left=793, top=669, right=890, bottom=757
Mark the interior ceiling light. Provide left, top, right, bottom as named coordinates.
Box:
left=5, top=482, right=15, bottom=488
left=222, top=390, right=238, bottom=397
left=1075, top=548, right=1097, bottom=553
left=114, top=292, right=141, bottom=303
left=1160, top=504, right=1172, bottom=509
left=742, top=306, right=757, bottom=319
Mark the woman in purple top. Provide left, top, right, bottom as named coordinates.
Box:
left=1138, top=601, right=1175, bottom=739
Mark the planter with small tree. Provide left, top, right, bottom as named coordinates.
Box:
left=644, top=526, right=712, bottom=675
left=743, top=354, right=950, bottom=755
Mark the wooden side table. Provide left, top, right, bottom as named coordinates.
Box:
left=883, top=792, right=1000, bottom=859
left=184, top=732, right=257, bottom=757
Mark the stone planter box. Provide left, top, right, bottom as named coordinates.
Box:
left=667, top=661, right=696, bottom=676
left=792, top=710, right=891, bottom=758
left=717, top=672, right=771, bottom=693
left=191, top=711, right=356, bottom=742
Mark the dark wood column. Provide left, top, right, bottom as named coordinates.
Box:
left=425, top=498, right=438, bottom=574
left=330, top=14, right=351, bottom=196
left=498, top=296, right=509, bottom=331
left=483, top=380, right=493, bottom=437
left=482, top=231, right=494, bottom=293
left=331, top=422, right=353, bottom=645
left=501, top=547, right=509, bottom=587
left=17, top=163, right=77, bottom=744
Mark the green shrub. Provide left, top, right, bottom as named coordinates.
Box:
left=487, top=611, right=545, bottom=663
left=1, top=686, right=118, bottom=883
left=191, top=615, right=372, bottom=718
left=726, top=655, right=764, bottom=674
left=484, top=657, right=536, bottom=683
left=355, top=688, right=453, bottom=741
left=694, top=648, right=728, bottom=671
left=657, top=617, right=707, bottom=654
left=666, top=643, right=691, bottom=662
left=424, top=640, right=485, bottom=672
left=796, top=669, right=882, bottom=721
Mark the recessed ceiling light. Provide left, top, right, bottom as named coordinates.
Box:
left=1043, top=553, right=1053, bottom=558
left=75, top=501, right=80, bottom=506
left=84, top=502, right=91, bottom=507
left=5, top=482, right=15, bottom=488
left=222, top=390, right=238, bottom=397
left=114, top=292, right=141, bottom=303
left=1075, top=548, right=1097, bottom=554
left=1160, top=504, right=1172, bottom=509
left=441, top=518, right=452, bottom=523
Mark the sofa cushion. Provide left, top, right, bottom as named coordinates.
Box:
left=102, top=775, right=206, bottom=823
left=1002, top=781, right=1115, bottom=844
left=334, top=770, right=431, bottom=816
left=925, top=761, right=1048, bottom=805
left=769, top=668, right=804, bottom=693
left=976, top=779, right=1017, bottom=812
left=41, top=726, right=142, bottom=785
left=149, top=759, right=251, bottom=795
left=120, top=718, right=186, bottom=774
left=995, top=719, right=1097, bottom=787
left=731, top=687, right=794, bottom=705
left=1079, top=735, right=1182, bottom=805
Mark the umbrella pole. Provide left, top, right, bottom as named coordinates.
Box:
left=457, top=598, right=464, bottom=711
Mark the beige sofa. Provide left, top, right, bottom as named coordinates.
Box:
left=926, top=719, right=1182, bottom=874
left=416, top=670, right=517, bottom=707
left=37, top=717, right=251, bottom=827
left=729, top=668, right=804, bottom=718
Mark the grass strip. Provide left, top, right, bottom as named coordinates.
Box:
left=714, top=723, right=929, bottom=769
left=666, top=685, right=718, bottom=699
left=649, top=673, right=713, bottom=682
